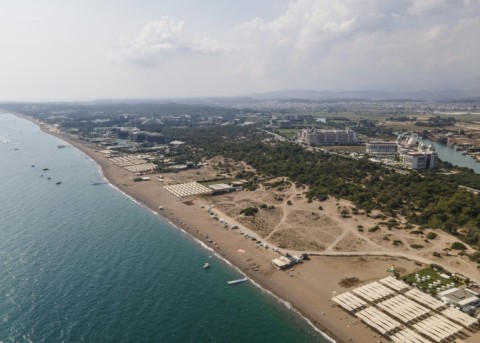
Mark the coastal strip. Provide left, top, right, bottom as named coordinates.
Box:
left=15, top=112, right=467, bottom=343
left=14, top=113, right=346, bottom=343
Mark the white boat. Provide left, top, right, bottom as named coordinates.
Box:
left=203, top=263, right=210, bottom=269
left=227, top=277, right=248, bottom=285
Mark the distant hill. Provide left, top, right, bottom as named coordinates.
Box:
left=246, top=88, right=480, bottom=101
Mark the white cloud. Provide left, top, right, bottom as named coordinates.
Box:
left=113, top=16, right=234, bottom=68
left=108, top=0, right=480, bottom=94
left=408, top=0, right=447, bottom=16
left=226, top=0, right=480, bottom=90
left=190, top=37, right=235, bottom=54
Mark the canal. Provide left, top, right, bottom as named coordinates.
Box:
left=420, top=139, right=480, bottom=174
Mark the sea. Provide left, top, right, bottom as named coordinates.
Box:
left=0, top=112, right=330, bottom=343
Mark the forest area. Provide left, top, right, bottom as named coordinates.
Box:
left=168, top=125, right=480, bottom=250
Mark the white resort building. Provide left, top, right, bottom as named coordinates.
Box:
left=397, top=134, right=437, bottom=170
left=366, top=141, right=398, bottom=156
left=298, top=128, right=358, bottom=145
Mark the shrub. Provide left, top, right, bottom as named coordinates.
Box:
left=451, top=242, right=467, bottom=250
left=426, top=232, right=438, bottom=240
left=340, top=209, right=350, bottom=218
left=240, top=207, right=258, bottom=216
left=318, top=194, right=328, bottom=201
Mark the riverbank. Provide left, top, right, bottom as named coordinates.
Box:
left=420, top=138, right=480, bottom=174
left=16, top=114, right=478, bottom=343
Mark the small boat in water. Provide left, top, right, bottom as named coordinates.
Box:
left=203, top=263, right=210, bottom=269
left=227, top=278, right=248, bottom=285
left=56, top=181, right=62, bottom=185
left=92, top=182, right=107, bottom=186
left=43, top=168, right=49, bottom=171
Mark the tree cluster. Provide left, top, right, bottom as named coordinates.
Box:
left=143, top=125, right=480, bottom=248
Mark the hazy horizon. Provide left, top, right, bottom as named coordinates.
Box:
left=1, top=0, right=479, bottom=101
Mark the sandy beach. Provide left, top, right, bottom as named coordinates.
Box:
left=20, top=115, right=480, bottom=343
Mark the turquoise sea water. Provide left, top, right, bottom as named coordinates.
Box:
left=0, top=113, right=329, bottom=343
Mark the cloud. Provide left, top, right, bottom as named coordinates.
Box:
left=110, top=0, right=480, bottom=93
left=408, top=0, right=447, bottom=16
left=227, top=0, right=480, bottom=90
left=113, top=16, right=234, bottom=68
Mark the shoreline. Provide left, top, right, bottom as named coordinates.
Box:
left=12, top=113, right=479, bottom=343
left=13, top=113, right=342, bottom=343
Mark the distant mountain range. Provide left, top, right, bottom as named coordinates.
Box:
left=246, top=88, right=480, bottom=101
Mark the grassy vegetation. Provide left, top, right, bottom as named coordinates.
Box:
left=380, top=122, right=419, bottom=132
left=452, top=113, right=480, bottom=122
left=403, top=267, right=463, bottom=294
left=322, top=145, right=366, bottom=153
left=238, top=115, right=269, bottom=123
left=313, top=112, right=359, bottom=119
left=276, top=129, right=299, bottom=138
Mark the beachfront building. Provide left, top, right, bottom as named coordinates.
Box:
left=400, top=151, right=436, bottom=170
left=145, top=132, right=168, bottom=144
left=272, top=256, right=292, bottom=270
left=438, top=287, right=480, bottom=313
left=298, top=128, right=358, bottom=145
left=397, top=134, right=437, bottom=170
left=208, top=183, right=235, bottom=194
left=366, top=141, right=398, bottom=156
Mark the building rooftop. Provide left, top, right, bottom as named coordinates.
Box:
left=208, top=184, right=234, bottom=191
left=367, top=141, right=397, bottom=145
left=403, top=151, right=430, bottom=156
left=439, top=288, right=479, bottom=306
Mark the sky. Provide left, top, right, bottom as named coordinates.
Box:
left=0, top=0, right=479, bottom=100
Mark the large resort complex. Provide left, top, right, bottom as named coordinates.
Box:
left=366, top=134, right=437, bottom=170
left=397, top=135, right=437, bottom=170
left=298, top=127, right=358, bottom=145
left=298, top=128, right=438, bottom=170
